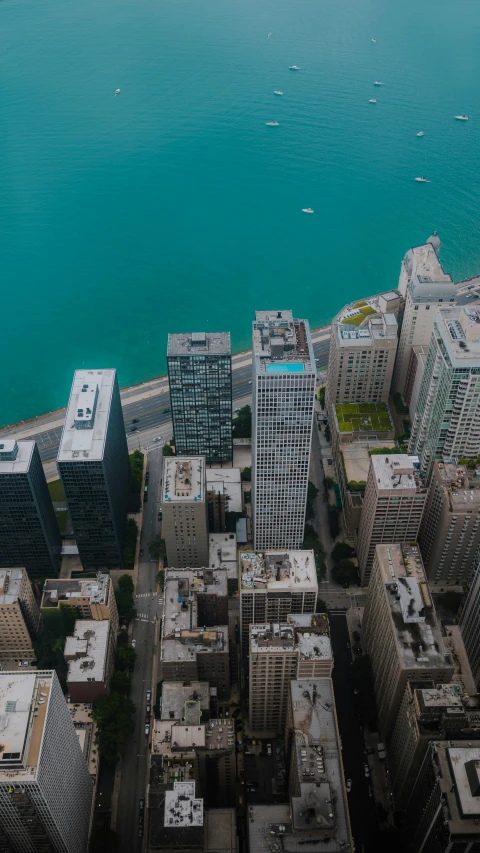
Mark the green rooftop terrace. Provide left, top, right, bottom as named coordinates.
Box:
left=335, top=403, right=393, bottom=433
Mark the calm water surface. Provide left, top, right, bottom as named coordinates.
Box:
left=1, top=0, right=480, bottom=425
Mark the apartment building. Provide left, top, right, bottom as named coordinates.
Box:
left=248, top=618, right=332, bottom=734
left=252, top=310, right=316, bottom=550
left=209, top=532, right=238, bottom=594
left=167, top=331, right=233, bottom=465
left=0, top=568, right=42, bottom=668
left=57, top=369, right=130, bottom=570
left=162, top=457, right=209, bottom=567
left=388, top=682, right=468, bottom=811
left=0, top=440, right=61, bottom=578
left=0, top=670, right=92, bottom=853
left=41, top=571, right=118, bottom=637
left=239, top=549, right=317, bottom=671
left=205, top=467, right=242, bottom=532
left=357, top=455, right=427, bottom=585
left=460, top=547, right=480, bottom=690
left=392, top=239, right=455, bottom=398
left=404, top=343, right=430, bottom=417
left=325, top=305, right=398, bottom=415
left=409, top=305, right=480, bottom=478
left=64, top=620, right=115, bottom=703
left=362, top=544, right=454, bottom=740
left=419, top=460, right=480, bottom=586
left=166, top=566, right=228, bottom=627
left=406, top=741, right=480, bottom=853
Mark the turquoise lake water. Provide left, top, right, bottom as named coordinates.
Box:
left=1, top=0, right=480, bottom=426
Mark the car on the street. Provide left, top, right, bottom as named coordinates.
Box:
left=146, top=690, right=151, bottom=701
left=162, top=408, right=170, bottom=414
left=346, top=779, right=352, bottom=793
left=132, top=418, right=139, bottom=424
left=248, top=380, right=252, bottom=384
left=145, top=713, right=151, bottom=724
left=225, top=709, right=229, bottom=717
left=158, top=511, right=162, bottom=521
left=364, top=763, right=370, bottom=778
left=131, top=639, right=136, bottom=649
left=140, top=548, right=144, bottom=557
left=218, top=708, right=223, bottom=717
left=368, top=784, right=373, bottom=798
left=234, top=408, right=241, bottom=414
left=346, top=642, right=350, bottom=650
left=138, top=826, right=143, bottom=838
left=145, top=724, right=150, bottom=736
left=139, top=797, right=145, bottom=813
left=232, top=707, right=241, bottom=718
left=146, top=703, right=151, bottom=713
left=130, top=427, right=138, bottom=432
left=267, top=743, right=272, bottom=756
left=154, top=436, right=161, bottom=442
left=364, top=747, right=375, bottom=756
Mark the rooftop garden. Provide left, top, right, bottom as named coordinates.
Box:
left=341, top=305, right=376, bottom=326
left=335, top=402, right=392, bottom=433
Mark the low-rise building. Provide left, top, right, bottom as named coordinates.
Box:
left=65, top=620, right=114, bottom=703
left=362, top=544, right=454, bottom=740
left=156, top=781, right=204, bottom=852
left=160, top=681, right=212, bottom=723
left=68, top=701, right=99, bottom=793
left=206, top=468, right=243, bottom=532
left=162, top=457, right=209, bottom=568
left=0, top=568, right=42, bottom=668
left=41, top=572, right=118, bottom=637
left=208, top=533, right=238, bottom=594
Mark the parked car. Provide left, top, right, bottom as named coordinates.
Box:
left=130, top=427, right=138, bottom=432
left=224, top=708, right=229, bottom=717
left=138, top=826, right=143, bottom=838
left=132, top=639, right=136, bottom=649
left=132, top=418, right=139, bottom=424
left=139, top=797, right=145, bottom=813
left=364, top=763, right=370, bottom=778
left=346, top=779, right=352, bottom=793
left=368, top=784, right=373, bottom=798
left=146, top=703, right=151, bottom=713
left=267, top=743, right=272, bottom=756
left=364, top=747, right=375, bottom=756
left=145, top=724, right=150, bottom=736
left=146, top=690, right=152, bottom=702
left=162, top=408, right=170, bottom=414
left=145, top=713, right=151, bottom=724
left=154, top=436, right=161, bottom=442
left=232, top=707, right=241, bottom=718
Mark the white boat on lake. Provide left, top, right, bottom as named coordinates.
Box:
left=114, top=89, right=120, bottom=96
left=371, top=38, right=376, bottom=43
left=455, top=115, right=468, bottom=121
left=369, top=99, right=377, bottom=103
left=373, top=81, right=383, bottom=86
left=274, top=91, right=284, bottom=95
left=289, top=65, right=300, bottom=70
left=302, top=208, right=314, bottom=214
left=415, top=177, right=430, bottom=183
left=266, top=121, right=279, bottom=126
left=417, top=131, right=424, bottom=137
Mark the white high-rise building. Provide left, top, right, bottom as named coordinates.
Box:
left=0, top=670, right=93, bottom=853
left=252, top=310, right=316, bottom=550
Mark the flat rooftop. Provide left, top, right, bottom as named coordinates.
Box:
left=375, top=545, right=453, bottom=673
left=334, top=311, right=397, bottom=344
left=250, top=621, right=332, bottom=661
left=335, top=402, right=393, bottom=434
left=57, top=369, right=117, bottom=463
left=167, top=332, right=231, bottom=357
left=0, top=440, right=35, bottom=475
left=341, top=441, right=397, bottom=485
left=406, top=242, right=453, bottom=287
left=163, top=457, right=205, bottom=503
left=240, top=550, right=317, bottom=592
left=206, top=468, right=242, bottom=514
left=437, top=304, right=480, bottom=362
left=335, top=291, right=402, bottom=325
left=164, top=781, right=203, bottom=828
left=0, top=671, right=54, bottom=778
left=209, top=533, right=237, bottom=578
left=446, top=746, right=480, bottom=819
left=417, top=683, right=464, bottom=711
left=41, top=573, right=109, bottom=608
left=0, top=568, right=26, bottom=604
left=161, top=681, right=211, bottom=723
left=165, top=567, right=227, bottom=600
left=161, top=576, right=228, bottom=663
left=253, top=311, right=315, bottom=373
left=65, top=620, right=110, bottom=683
left=371, top=454, right=426, bottom=494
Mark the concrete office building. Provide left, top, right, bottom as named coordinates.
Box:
left=162, top=457, right=209, bottom=568
left=252, top=310, right=316, bottom=550
left=239, top=549, right=317, bottom=669
left=0, top=568, right=42, bottom=669
left=41, top=572, right=119, bottom=638
left=167, top=332, right=233, bottom=465
left=64, top=620, right=115, bottom=703
left=407, top=741, right=480, bottom=853
left=0, top=440, right=61, bottom=578
left=388, top=682, right=468, bottom=811
left=0, top=670, right=92, bottom=853
left=419, top=460, right=480, bottom=586
left=357, top=455, right=427, bottom=585
left=393, top=239, right=455, bottom=399
left=165, top=566, right=228, bottom=627
left=326, top=309, right=398, bottom=415
left=249, top=618, right=333, bottom=734
left=409, top=305, right=480, bottom=478
left=208, top=532, right=238, bottom=594
left=460, top=547, right=480, bottom=690
left=160, top=572, right=230, bottom=699
left=57, top=369, right=130, bottom=570
left=362, top=544, right=454, bottom=740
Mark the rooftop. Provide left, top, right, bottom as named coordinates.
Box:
left=161, top=574, right=228, bottom=663
left=161, top=681, right=211, bottom=724
left=57, top=369, right=118, bottom=463
left=65, top=620, right=110, bottom=683
left=167, top=332, right=231, bottom=357
left=374, top=545, right=453, bottom=672
left=41, top=572, right=110, bottom=608
left=163, top=457, right=205, bottom=503
left=165, top=567, right=228, bottom=601
left=334, top=310, right=398, bottom=345
left=0, top=440, right=35, bottom=475
left=335, top=402, right=393, bottom=434
left=208, top=533, right=237, bottom=579
left=416, top=683, right=464, bottom=711
left=370, top=454, right=427, bottom=494
left=436, top=304, right=480, bottom=363
left=0, top=671, right=54, bottom=778
left=0, top=568, right=26, bottom=605
left=206, top=468, right=242, bottom=514
left=250, top=620, right=333, bottom=662
left=432, top=461, right=480, bottom=512
left=164, top=781, right=203, bottom=828
left=341, top=441, right=397, bottom=486
left=335, top=291, right=402, bottom=325
left=253, top=310, right=315, bottom=373
left=445, top=746, right=480, bottom=819
left=240, top=550, right=317, bottom=592
left=404, top=242, right=453, bottom=289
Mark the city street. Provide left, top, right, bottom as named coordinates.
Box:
left=115, top=446, right=164, bottom=853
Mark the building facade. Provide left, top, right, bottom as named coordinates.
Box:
left=162, top=457, right=209, bottom=568
left=362, top=544, right=454, bottom=740
left=409, top=306, right=480, bottom=479
left=64, top=619, right=115, bottom=703
left=167, top=332, right=233, bottom=465
left=57, top=369, right=130, bottom=570
left=0, top=440, right=61, bottom=578
left=252, top=310, right=316, bottom=550
left=0, top=568, right=42, bottom=668
left=419, top=461, right=480, bottom=586
left=41, top=572, right=119, bottom=638
left=357, top=455, right=427, bottom=585
left=0, top=670, right=93, bottom=853
left=459, top=547, right=480, bottom=690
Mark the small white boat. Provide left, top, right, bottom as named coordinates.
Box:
left=302, top=208, right=314, bottom=214
left=373, top=81, right=383, bottom=86
left=268, top=32, right=272, bottom=38
left=417, top=131, right=424, bottom=137
left=274, top=91, right=284, bottom=96
left=455, top=115, right=468, bottom=121
left=266, top=121, right=279, bottom=126
left=369, top=99, right=377, bottom=103
left=415, top=177, right=430, bottom=183
left=371, top=38, right=376, bottom=43
left=289, top=65, right=300, bottom=70
left=114, top=88, right=120, bottom=96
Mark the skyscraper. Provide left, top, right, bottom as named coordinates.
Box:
left=0, top=440, right=61, bottom=578
left=167, top=332, right=233, bottom=465
left=459, top=546, right=480, bottom=690
left=0, top=568, right=42, bottom=668
left=161, top=457, right=209, bottom=567
left=0, top=670, right=93, bottom=853
left=57, top=369, right=130, bottom=570
left=252, top=310, right=316, bottom=550
left=409, top=305, right=480, bottom=478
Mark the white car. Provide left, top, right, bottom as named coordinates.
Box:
left=145, top=724, right=150, bottom=736
left=267, top=743, right=272, bottom=756
left=346, top=779, right=352, bottom=793
left=364, top=763, right=370, bottom=778
left=153, top=437, right=161, bottom=442
left=132, top=639, right=136, bottom=649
